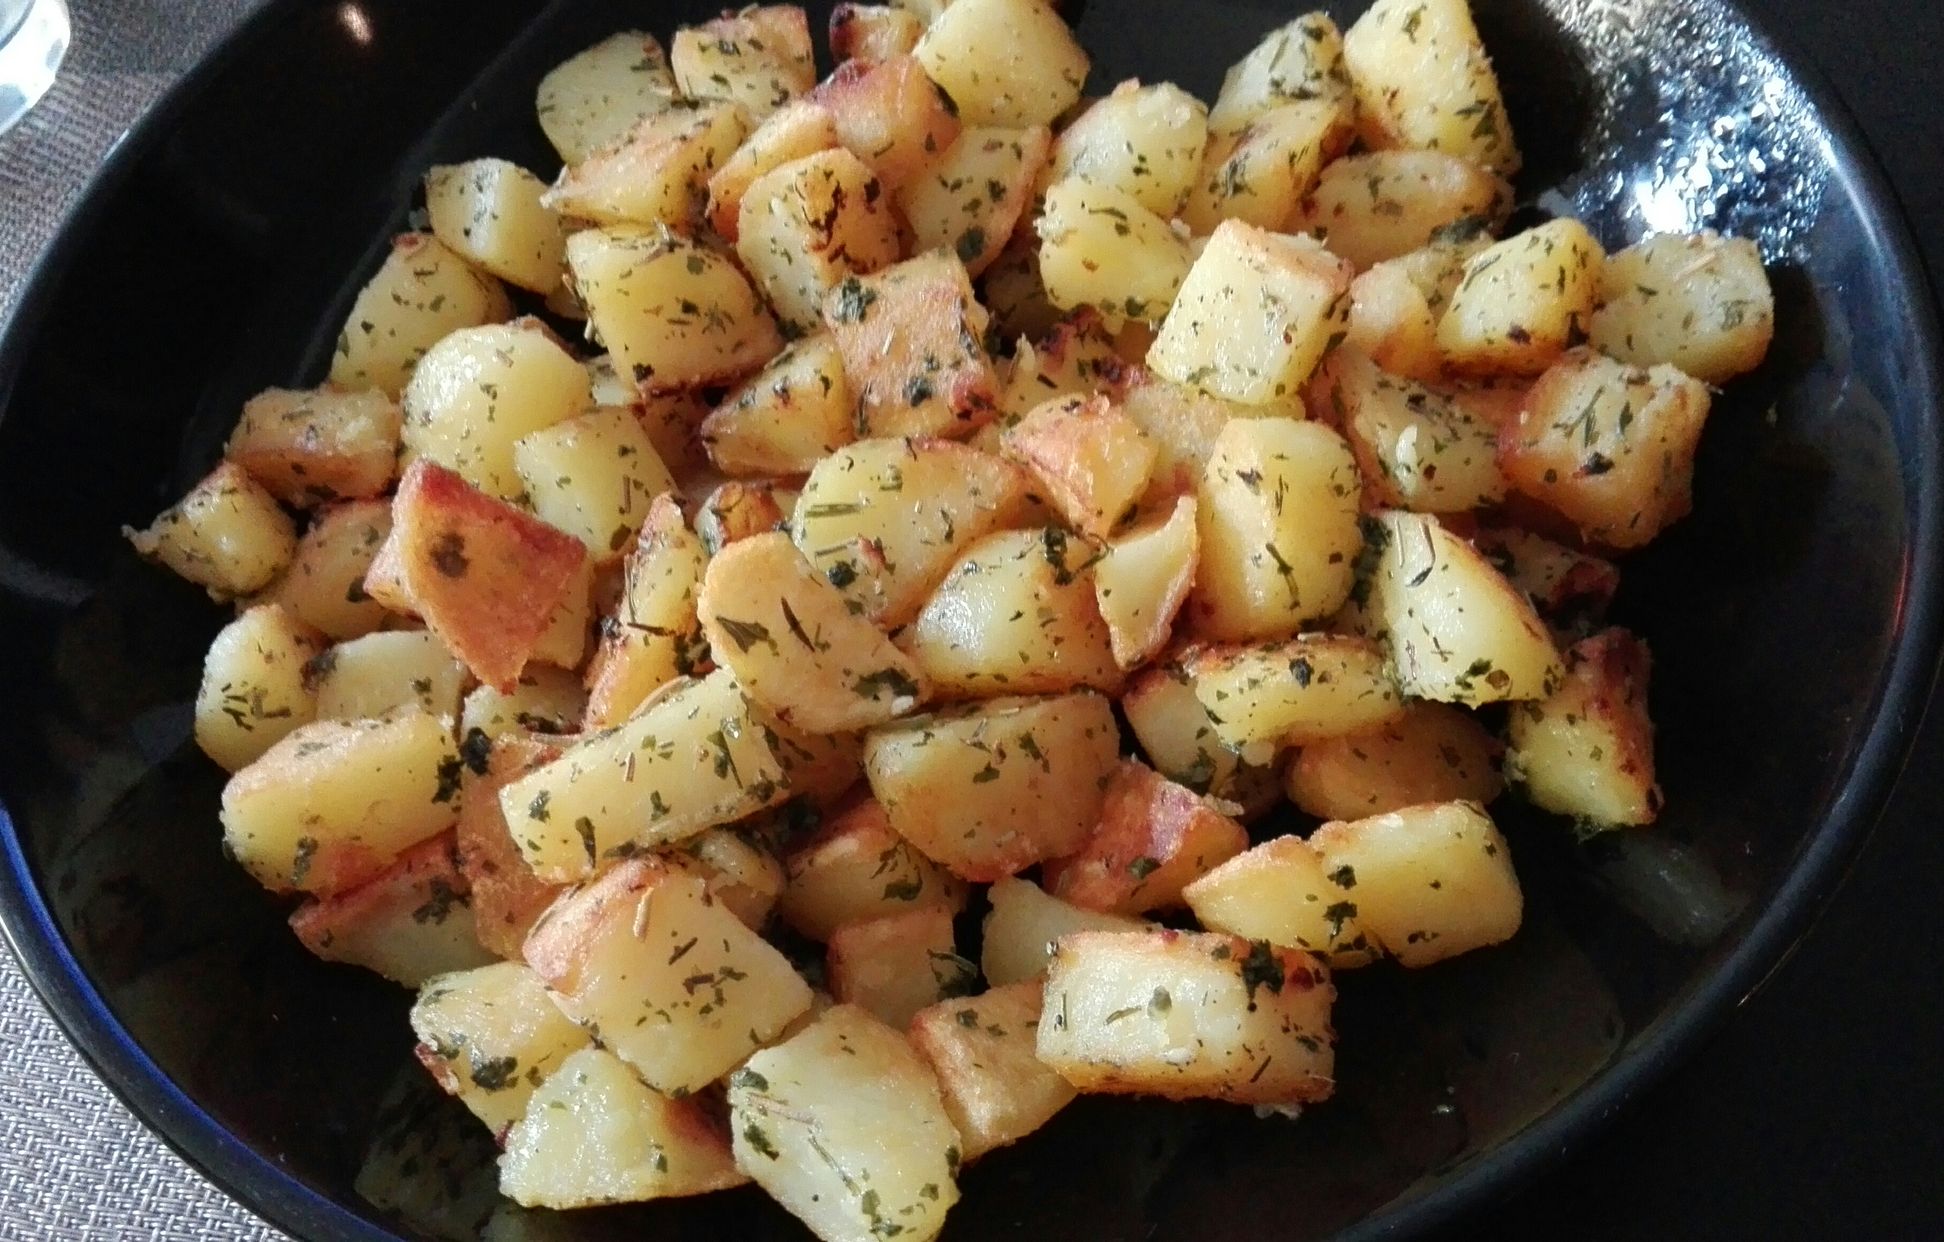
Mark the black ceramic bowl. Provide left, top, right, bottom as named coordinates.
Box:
left=1, top=0, right=1939, bottom=1239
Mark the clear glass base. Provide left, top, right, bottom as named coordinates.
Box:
left=0, top=0, right=69, bottom=137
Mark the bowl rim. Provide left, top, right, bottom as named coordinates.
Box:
left=1, top=1, right=1940, bottom=1239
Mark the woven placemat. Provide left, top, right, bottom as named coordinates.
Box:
left=1, top=2, right=282, bottom=1236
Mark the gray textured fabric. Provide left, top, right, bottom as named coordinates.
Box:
left=1, top=3, right=285, bottom=1236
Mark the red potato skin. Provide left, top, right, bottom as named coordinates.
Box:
left=289, top=830, right=469, bottom=957
left=456, top=732, right=568, bottom=960
left=1042, top=759, right=1250, bottom=914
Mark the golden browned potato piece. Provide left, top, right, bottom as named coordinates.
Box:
left=1183, top=634, right=1403, bottom=750
left=704, top=99, right=841, bottom=241
left=823, top=252, right=1001, bottom=440
left=1093, top=496, right=1199, bottom=670
left=454, top=731, right=566, bottom=961
left=1179, top=99, right=1353, bottom=235
left=1207, top=13, right=1353, bottom=136
left=1296, top=151, right=1511, bottom=270
left=914, top=0, right=1089, bottom=128
left=409, top=960, right=591, bottom=1136
left=701, top=333, right=855, bottom=477
left=423, top=158, right=567, bottom=295
left=1287, top=700, right=1503, bottom=820
left=671, top=6, right=816, bottom=124
left=908, top=982, right=1077, bottom=1161
left=126, top=461, right=297, bottom=600
left=1589, top=230, right=1775, bottom=383
left=1181, top=835, right=1378, bottom=967
left=813, top=54, right=962, bottom=192
left=1042, top=759, right=1250, bottom=915
left=309, top=629, right=468, bottom=723
left=901, top=125, right=1053, bottom=278
left=327, top=233, right=511, bottom=397
left=262, top=500, right=394, bottom=641
left=1343, top=0, right=1521, bottom=175
left=780, top=797, right=970, bottom=941
left=226, top=387, right=401, bottom=508
left=534, top=32, right=679, bottom=166
left=829, top=3, right=924, bottom=64
left=736, top=148, right=902, bottom=334
left=194, top=604, right=324, bottom=773
left=1437, top=219, right=1605, bottom=376
left=1049, top=81, right=1208, bottom=217
left=1000, top=394, right=1158, bottom=541
left=827, top=906, right=978, bottom=1028
left=1506, top=627, right=1660, bottom=828
left=288, top=831, right=494, bottom=986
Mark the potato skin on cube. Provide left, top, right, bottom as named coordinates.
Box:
left=1288, top=699, right=1503, bottom=821
left=908, top=981, right=1076, bottom=1161
left=1506, top=627, right=1661, bottom=828
left=1042, top=759, right=1250, bottom=915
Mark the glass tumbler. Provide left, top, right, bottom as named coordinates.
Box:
left=0, top=0, right=68, bottom=136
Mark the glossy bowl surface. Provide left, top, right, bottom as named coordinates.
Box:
left=0, top=1, right=1938, bottom=1239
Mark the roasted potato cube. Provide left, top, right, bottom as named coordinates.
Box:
left=1049, top=80, right=1208, bottom=217
left=1295, top=150, right=1511, bottom=271
left=1181, top=836, right=1376, bottom=965
left=915, top=0, right=1088, bottom=127
left=1093, top=495, right=1198, bottom=670
left=501, top=1049, right=745, bottom=1208
left=702, top=333, right=855, bottom=476
left=1289, top=699, right=1501, bottom=821
left=694, top=480, right=789, bottom=555
left=424, top=159, right=566, bottom=295
left=830, top=3, right=924, bottom=63
left=780, top=797, right=970, bottom=941
left=675, top=826, right=786, bottom=930
left=455, top=732, right=567, bottom=960
left=1000, top=394, right=1156, bottom=540
left=1036, top=178, right=1193, bottom=324
left=513, top=407, right=675, bottom=557
left=862, top=691, right=1121, bottom=881
left=909, top=982, right=1075, bottom=1160
left=1589, top=231, right=1774, bottom=383
left=1472, top=525, right=1620, bottom=626
left=737, top=148, right=902, bottom=333
left=1119, top=664, right=1279, bottom=810
left=1308, top=800, right=1522, bottom=966
left=705, top=99, right=841, bottom=241
left=401, top=319, right=592, bottom=502
left=1437, top=219, right=1604, bottom=376
left=328, top=233, right=513, bottom=397
left=827, top=907, right=977, bottom=1027
left=410, top=960, right=591, bottom=1135
left=567, top=226, right=783, bottom=395
left=814, top=54, right=962, bottom=191
left=1506, top=627, right=1660, bottom=828
left=1043, top=759, right=1249, bottom=915
left=982, top=877, right=1149, bottom=987
left=1115, top=368, right=1263, bottom=500
left=263, top=500, right=394, bottom=641
left=525, top=858, right=813, bottom=1093
left=729, top=1005, right=960, bottom=1242
left=1496, top=348, right=1712, bottom=549
left=1319, top=346, right=1503, bottom=512
left=195, top=604, right=324, bottom=772
left=311, top=629, right=469, bottom=723
left=544, top=101, right=749, bottom=230
left=1037, top=930, right=1336, bottom=1105
left=1149, top=221, right=1352, bottom=405
left=905, top=527, right=1122, bottom=699
left=699, top=532, right=930, bottom=732
left=288, top=831, right=492, bottom=986
left=1184, top=635, right=1402, bottom=750
left=583, top=494, right=707, bottom=730
left=992, top=311, right=1120, bottom=430
left=126, top=461, right=296, bottom=600
left=226, top=387, right=401, bottom=507
left=1341, top=259, right=1443, bottom=383
left=1191, top=416, right=1363, bottom=642
left=1208, top=13, right=1352, bottom=135
left=1180, top=99, right=1353, bottom=235
left=367, top=461, right=586, bottom=690
left=671, top=6, right=816, bottom=124
left=823, top=252, right=1000, bottom=439
left=1343, top=0, right=1521, bottom=175
left=900, top=125, right=1052, bottom=278
left=534, top=31, right=679, bottom=166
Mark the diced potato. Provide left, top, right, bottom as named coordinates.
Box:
left=905, top=527, right=1122, bottom=699
left=501, top=670, right=782, bottom=876
left=126, top=461, right=296, bottom=600
left=1036, top=178, right=1193, bottom=324
left=328, top=234, right=512, bottom=396
left=792, top=437, right=1034, bottom=626
left=1148, top=221, right=1352, bottom=405
left=1119, top=664, right=1277, bottom=808
left=1506, top=627, right=1660, bottom=828
left=1496, top=348, right=1712, bottom=549
left=979, top=233, right=1063, bottom=342
left=915, top=0, right=1088, bottom=127
left=513, top=407, right=675, bottom=557
left=1208, top=13, right=1352, bottom=135
left=1043, top=760, right=1248, bottom=915
left=582, top=495, right=707, bottom=730
left=1093, top=495, right=1198, bottom=670
left=410, top=961, right=590, bottom=1136
left=1318, top=346, right=1503, bottom=512
left=194, top=604, right=324, bottom=772
left=862, top=691, right=1121, bottom=881
left=1037, top=930, right=1335, bottom=1104
left=1295, top=151, right=1511, bottom=270
left=909, top=982, right=1075, bottom=1160
left=1180, top=99, right=1353, bottom=235
left=637, top=392, right=718, bottom=494
left=729, top=1005, right=960, bottom=1242
left=1472, top=525, right=1620, bottom=625
left=830, top=4, right=924, bottom=63
left=455, top=732, right=566, bottom=960
left=999, top=394, right=1156, bottom=540
left=705, top=99, right=841, bottom=241
left=676, top=827, right=786, bottom=930
left=1191, top=417, right=1362, bottom=642
left=900, top=125, right=1052, bottom=278
left=1114, top=369, right=1256, bottom=499
left=263, top=500, right=394, bottom=641
left=225, top=387, right=401, bottom=507
left=1308, top=800, right=1522, bottom=966
left=567, top=226, right=783, bottom=395
left=1368, top=509, right=1563, bottom=703
left=289, top=830, right=492, bottom=986
left=1287, top=699, right=1501, bottom=822
left=823, top=252, right=1000, bottom=439
left=221, top=711, right=459, bottom=894
left=1049, top=81, right=1208, bottom=217
left=424, top=159, right=566, bottom=295
left=1343, top=0, right=1521, bottom=175
left=699, top=532, right=930, bottom=732
left=544, top=101, right=749, bottom=230
left=500, top=1048, right=746, bottom=1208
left=701, top=333, right=855, bottom=476
left=1183, top=635, right=1402, bottom=749
left=312, top=629, right=470, bottom=723
left=1181, top=836, right=1376, bottom=965
left=814, top=53, right=963, bottom=192
left=401, top=319, right=592, bottom=501
left=780, top=797, right=970, bottom=941
left=982, top=877, right=1149, bottom=987
left=1589, top=231, right=1774, bottom=383
left=1437, top=219, right=1605, bottom=376
left=535, top=32, right=679, bottom=166
left=671, top=6, right=816, bottom=123
left=992, top=310, right=1121, bottom=429
left=525, top=858, right=813, bottom=1093
left=366, top=461, right=587, bottom=690
left=827, top=907, right=977, bottom=1027
left=737, top=148, right=902, bottom=333
left=1340, top=259, right=1442, bottom=383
